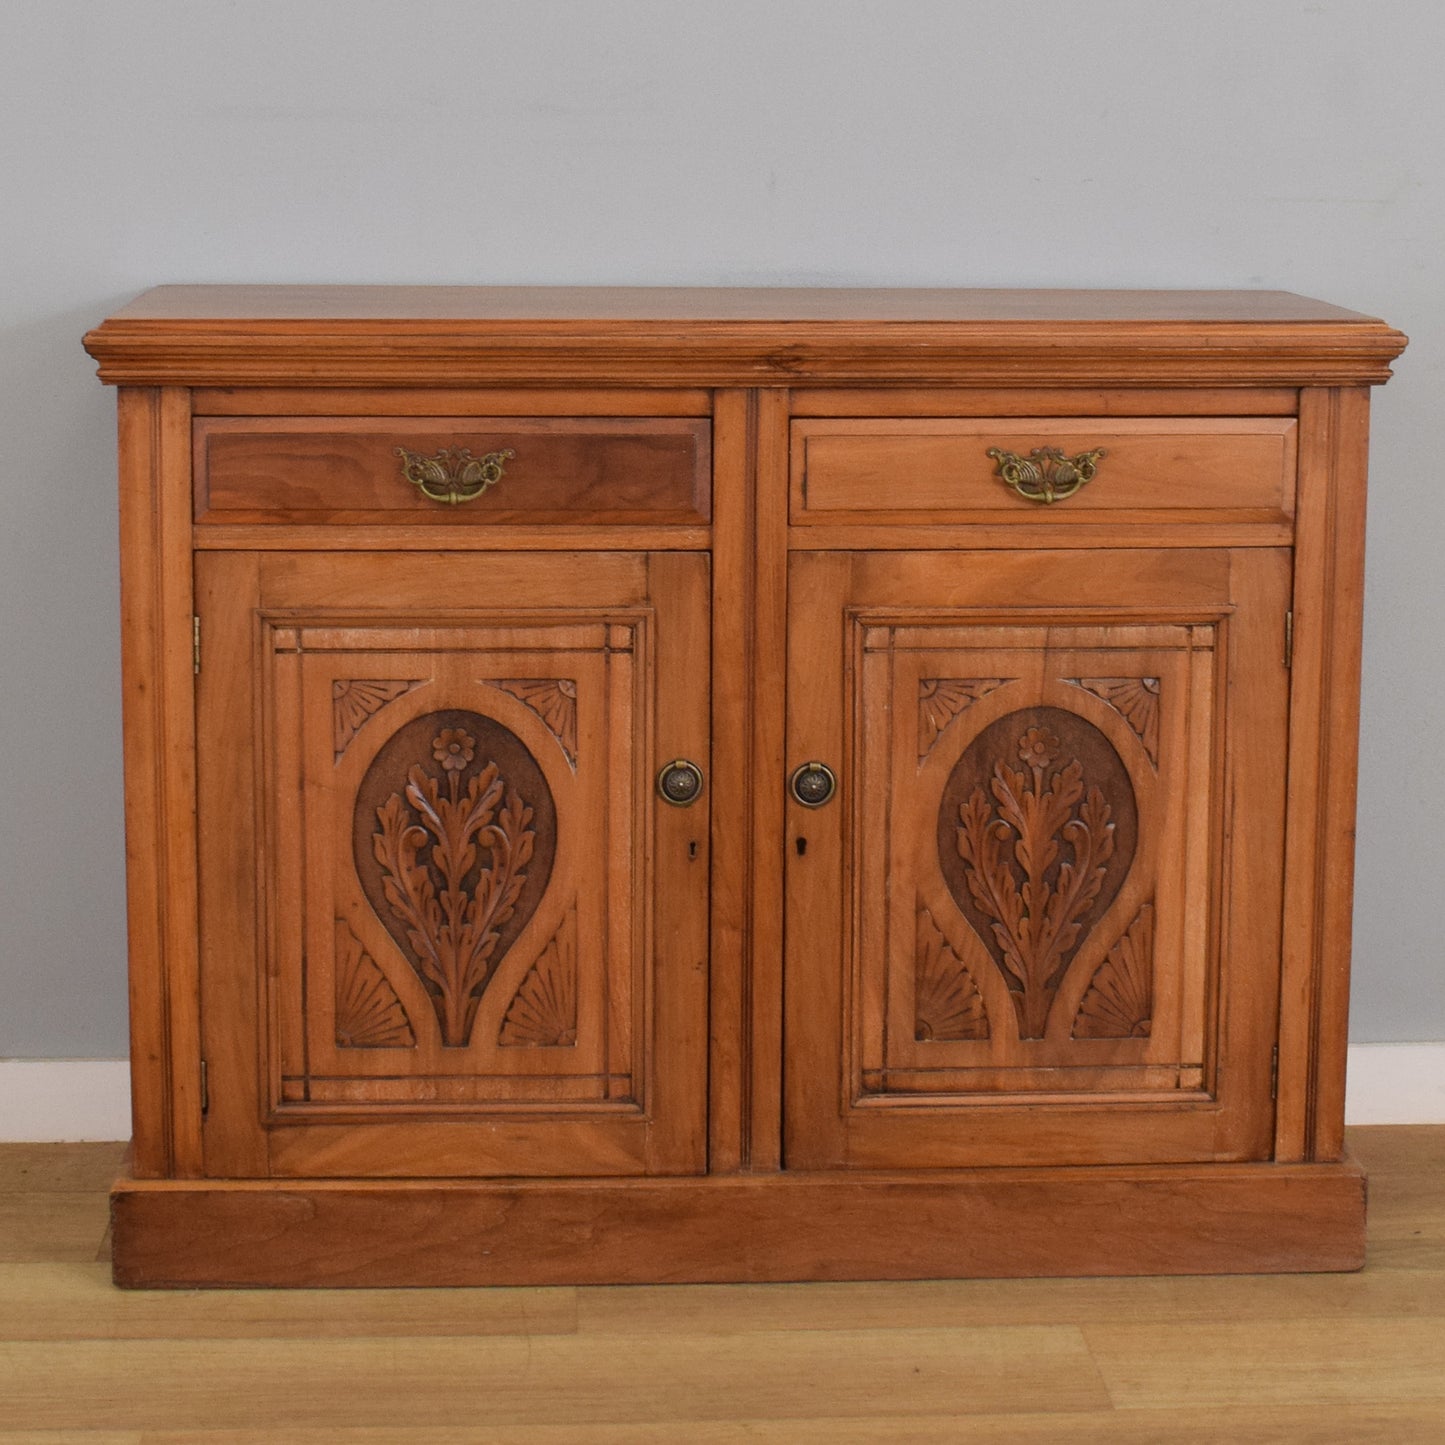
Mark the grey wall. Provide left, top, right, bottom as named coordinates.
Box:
left=2, top=0, right=1439, bottom=1057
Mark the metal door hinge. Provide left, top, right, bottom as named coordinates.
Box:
left=1270, top=1044, right=1279, bottom=1101
left=192, top=615, right=201, bottom=675
left=200, top=1058, right=209, bottom=1116
left=1284, top=611, right=1294, bottom=670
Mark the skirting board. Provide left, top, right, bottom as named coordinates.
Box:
left=1, top=1045, right=1442, bottom=1141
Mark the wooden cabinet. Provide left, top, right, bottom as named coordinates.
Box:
left=84, top=288, right=1406, bottom=1286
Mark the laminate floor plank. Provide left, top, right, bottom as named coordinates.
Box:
left=0, top=1264, right=577, bottom=1341
left=114, top=1404, right=1445, bottom=1444
left=1085, top=1317, right=1445, bottom=1408
left=573, top=1263, right=1445, bottom=1334
left=0, top=1194, right=110, bottom=1263
left=0, top=1144, right=128, bottom=1193
left=1349, top=1125, right=1445, bottom=1174
left=0, top=1434, right=142, bottom=1445
left=0, top=1327, right=1107, bottom=1431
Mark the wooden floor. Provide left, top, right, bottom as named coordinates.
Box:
left=0, top=1128, right=1440, bottom=1442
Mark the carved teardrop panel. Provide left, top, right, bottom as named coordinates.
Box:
left=353, top=709, right=557, bottom=1048
left=937, top=705, right=1138, bottom=1038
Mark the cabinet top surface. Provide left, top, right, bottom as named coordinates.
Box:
left=84, top=286, right=1405, bottom=388
left=100, top=284, right=1381, bottom=325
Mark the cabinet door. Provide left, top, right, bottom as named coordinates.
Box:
left=196, top=551, right=709, bottom=1178
left=784, top=548, right=1290, bottom=1169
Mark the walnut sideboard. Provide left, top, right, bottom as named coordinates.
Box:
left=84, top=287, right=1406, bottom=1287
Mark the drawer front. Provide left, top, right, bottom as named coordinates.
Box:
left=196, top=416, right=711, bottom=525
left=792, top=417, right=1295, bottom=523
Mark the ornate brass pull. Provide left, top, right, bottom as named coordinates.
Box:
left=396, top=445, right=515, bottom=506
left=987, top=446, right=1105, bottom=505
left=790, top=761, right=837, bottom=808
left=657, top=759, right=705, bottom=807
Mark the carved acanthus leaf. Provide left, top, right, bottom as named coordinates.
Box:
left=1070, top=677, right=1161, bottom=767
left=1073, top=904, right=1155, bottom=1039
left=334, top=919, right=416, bottom=1048
left=372, top=728, right=536, bottom=1047
left=499, top=909, right=578, bottom=1047
left=918, top=678, right=1007, bottom=760
left=493, top=679, right=578, bottom=768
left=914, top=907, right=989, bottom=1042
left=955, top=725, right=1117, bottom=1038
left=333, top=679, right=423, bottom=760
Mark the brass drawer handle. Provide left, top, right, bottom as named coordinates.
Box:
left=987, top=445, right=1105, bottom=505
left=396, top=445, right=515, bottom=506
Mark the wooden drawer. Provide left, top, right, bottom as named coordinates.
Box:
left=792, top=417, right=1296, bottom=524
left=195, top=416, right=711, bottom=525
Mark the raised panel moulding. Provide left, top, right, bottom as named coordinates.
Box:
left=5, top=1047, right=1440, bottom=1140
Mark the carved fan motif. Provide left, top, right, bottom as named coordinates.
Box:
left=332, top=679, right=423, bottom=760
left=493, top=679, right=578, bottom=768
left=939, top=707, right=1137, bottom=1039
left=333, top=919, right=415, bottom=1048
left=918, top=678, right=1008, bottom=761
left=354, top=710, right=556, bottom=1048
left=1069, top=677, right=1161, bottom=767
left=499, top=909, right=578, bottom=1047
left=1073, top=904, right=1155, bottom=1038
left=914, top=907, right=989, bottom=1042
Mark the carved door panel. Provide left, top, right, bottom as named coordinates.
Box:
left=196, top=551, right=708, bottom=1178
left=784, top=548, right=1290, bottom=1169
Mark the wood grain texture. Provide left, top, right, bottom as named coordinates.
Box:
left=0, top=1326, right=1107, bottom=1431
left=1086, top=1318, right=1445, bottom=1408
left=84, top=286, right=1407, bottom=386
left=1276, top=387, right=1373, bottom=1163
left=28, top=1411, right=1445, bottom=1445
left=114, top=388, right=201, bottom=1179
left=704, top=390, right=752, bottom=1172
left=108, top=1161, right=1366, bottom=1287
left=792, top=416, right=1296, bottom=522
left=0, top=1264, right=576, bottom=1340
left=747, top=387, right=791, bottom=1171
left=791, top=384, right=1303, bottom=416
left=190, top=522, right=712, bottom=552
left=196, top=416, right=710, bottom=526
left=193, top=385, right=713, bottom=416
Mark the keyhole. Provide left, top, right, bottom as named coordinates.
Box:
left=796, top=836, right=807, bottom=857
left=689, top=840, right=699, bottom=860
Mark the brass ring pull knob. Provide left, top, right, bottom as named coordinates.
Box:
left=657, top=759, right=705, bottom=807
left=396, top=445, right=515, bottom=506
left=987, top=445, right=1104, bottom=505
left=790, top=761, right=837, bottom=808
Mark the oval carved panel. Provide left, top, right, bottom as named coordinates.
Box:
left=353, top=709, right=557, bottom=1047
left=936, top=705, right=1137, bottom=1038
